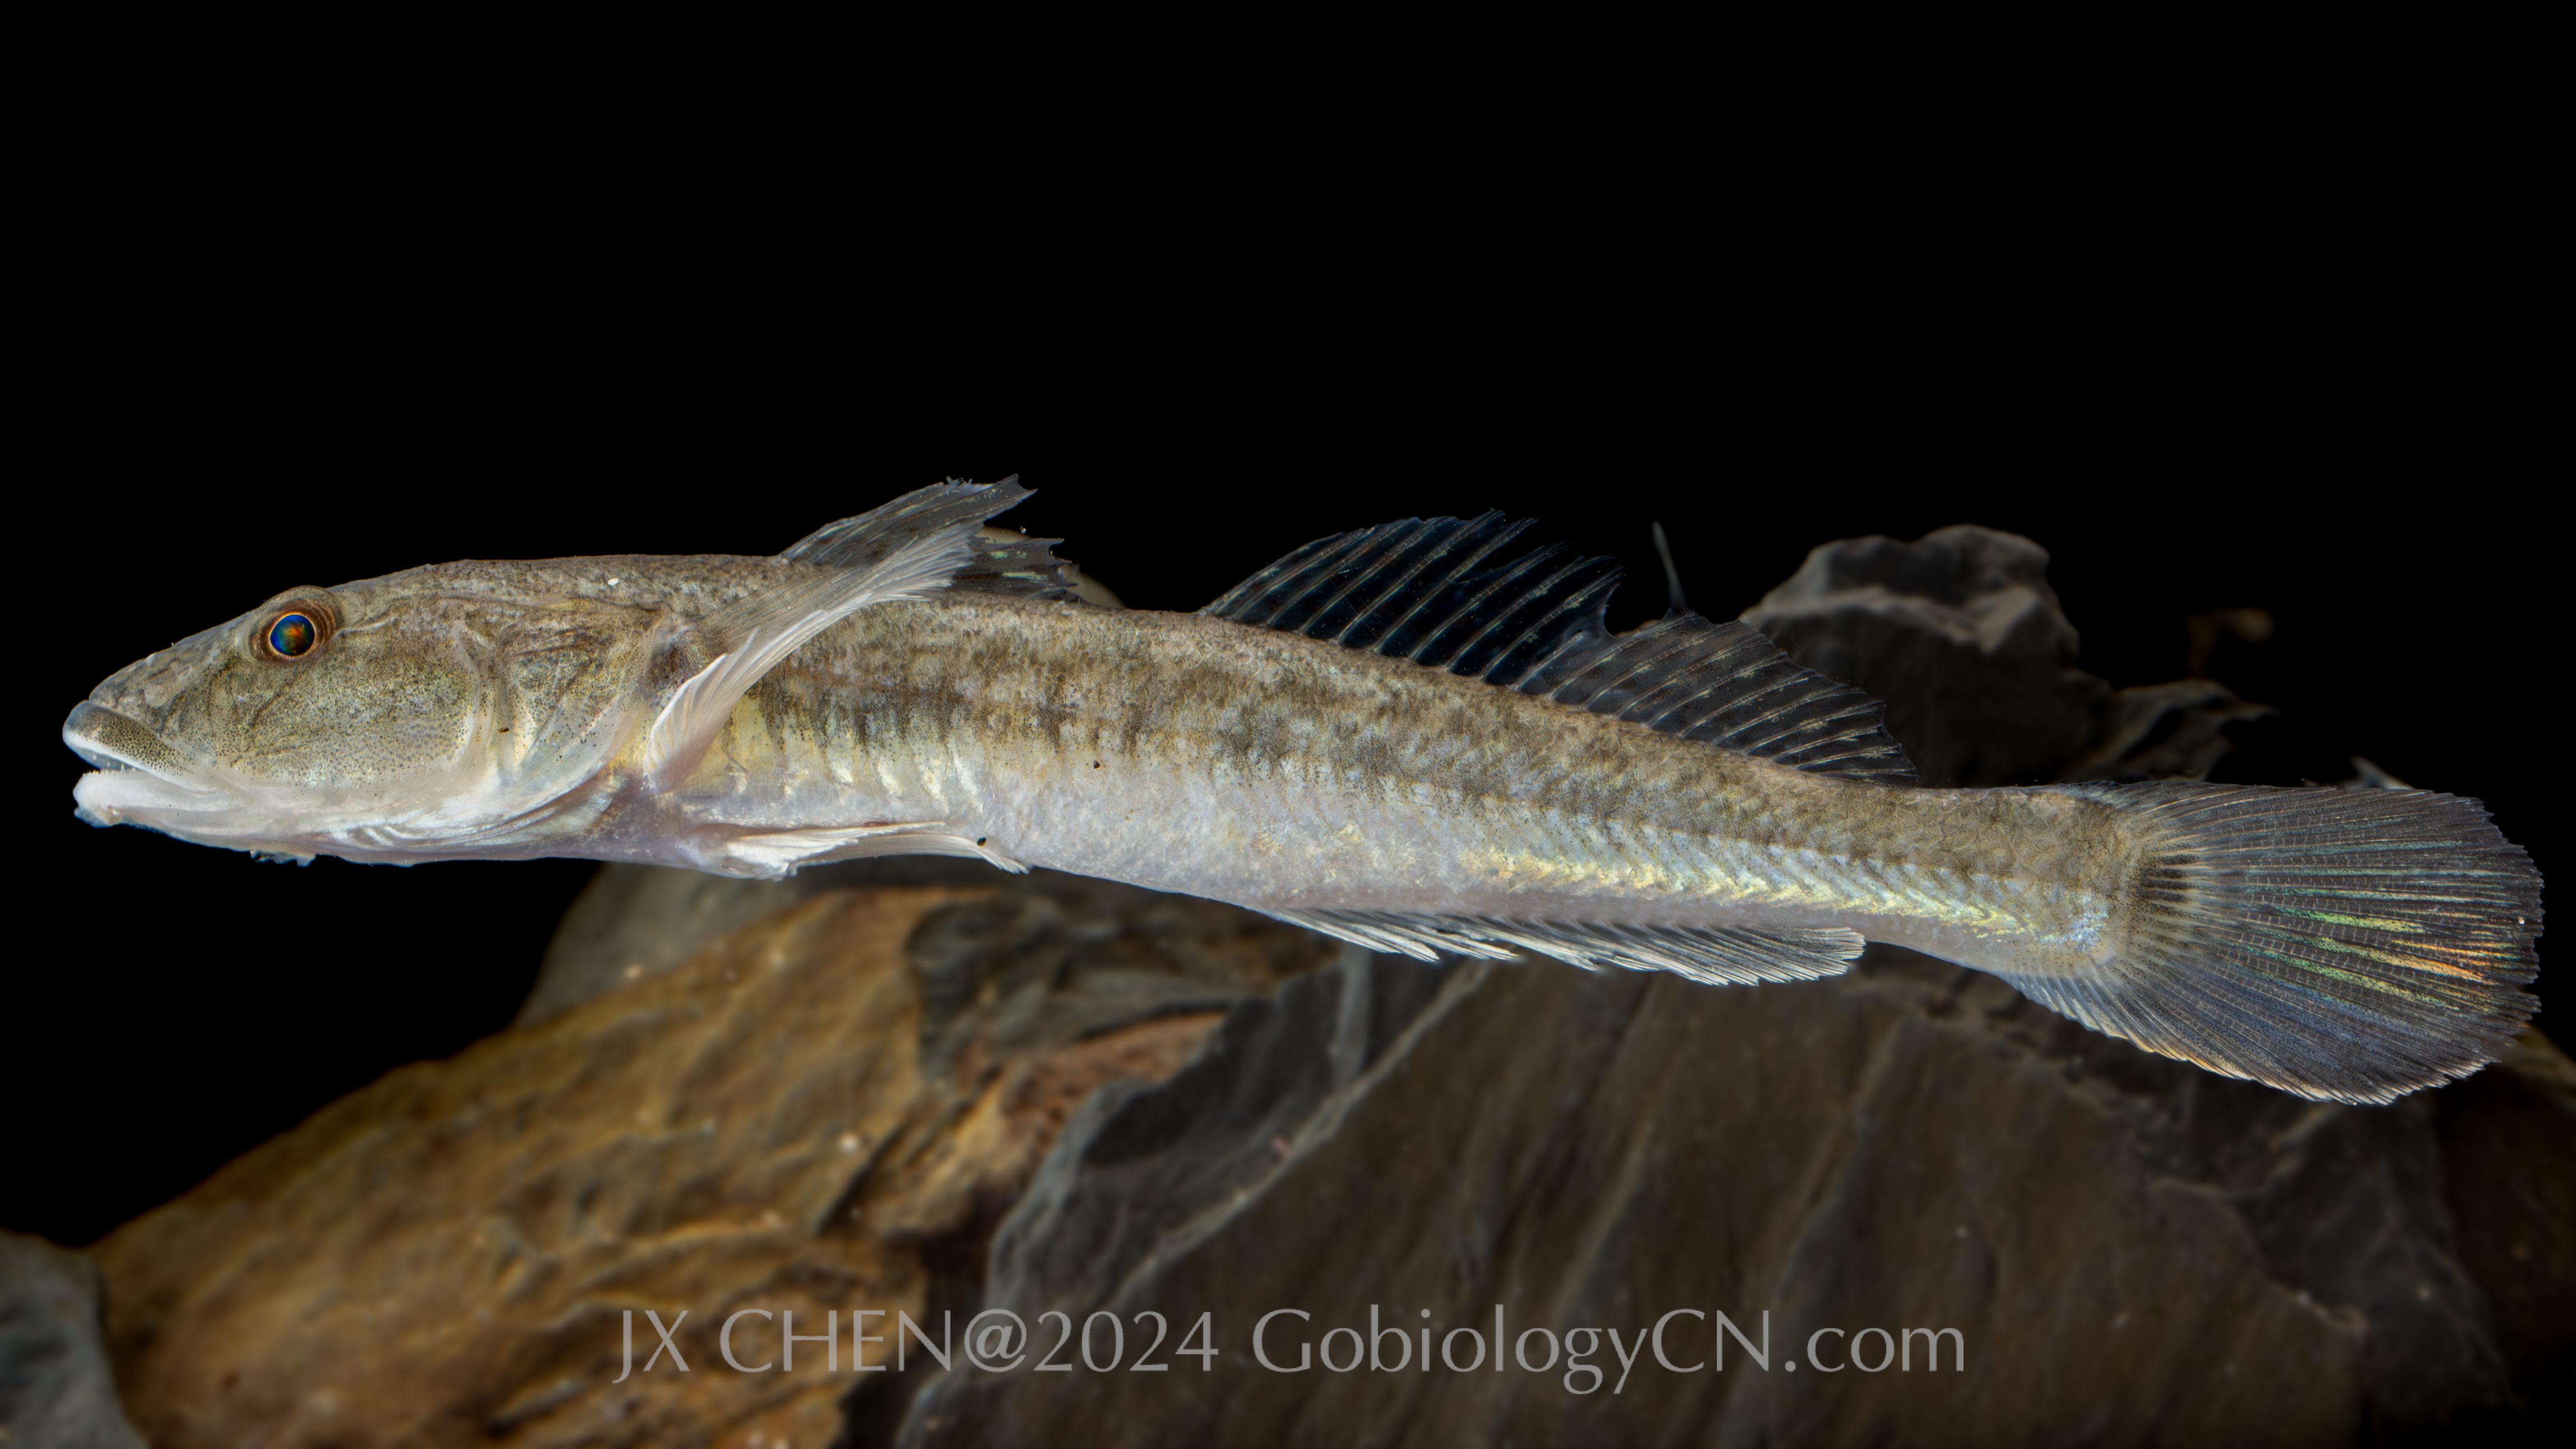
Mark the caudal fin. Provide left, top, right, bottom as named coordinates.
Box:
left=2001, top=782, right=2543, bottom=1104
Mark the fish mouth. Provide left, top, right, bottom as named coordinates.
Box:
left=64, top=701, right=228, bottom=825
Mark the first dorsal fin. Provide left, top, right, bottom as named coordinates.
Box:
left=1203, top=514, right=1916, bottom=782
left=782, top=476, right=1079, bottom=601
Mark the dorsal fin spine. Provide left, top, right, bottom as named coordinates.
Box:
left=1311, top=518, right=1444, bottom=644
left=1509, top=570, right=1624, bottom=689
left=1272, top=532, right=1386, bottom=633
left=1355, top=514, right=1509, bottom=647
left=1375, top=518, right=1532, bottom=657
left=1444, top=547, right=1574, bottom=679
left=1469, top=551, right=1621, bottom=683
left=1334, top=518, right=1478, bottom=648
left=1409, top=528, right=1553, bottom=670
left=1301, top=522, right=1415, bottom=640
left=1478, top=555, right=1617, bottom=689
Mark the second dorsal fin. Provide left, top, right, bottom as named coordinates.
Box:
left=1203, top=514, right=1916, bottom=782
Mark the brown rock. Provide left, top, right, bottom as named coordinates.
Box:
left=90, top=880, right=1322, bottom=1447
left=517, top=857, right=996, bottom=1028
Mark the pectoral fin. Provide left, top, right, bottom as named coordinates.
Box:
left=705, top=822, right=1029, bottom=879
left=639, top=526, right=978, bottom=793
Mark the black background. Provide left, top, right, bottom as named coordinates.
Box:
left=12, top=130, right=2553, bottom=1246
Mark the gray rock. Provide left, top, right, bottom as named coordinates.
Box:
left=2059, top=677, right=2275, bottom=783
left=2429, top=1031, right=2576, bottom=1417
left=0, top=1230, right=147, bottom=1449
left=888, top=944, right=2557, bottom=1447
left=1742, top=525, right=2110, bottom=787
left=905, top=885, right=1343, bottom=1075
left=979, top=948, right=1464, bottom=1325
left=1740, top=524, right=2278, bottom=788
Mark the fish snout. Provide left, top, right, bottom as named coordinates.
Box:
left=64, top=701, right=224, bottom=824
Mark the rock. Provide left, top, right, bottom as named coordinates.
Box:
left=2183, top=607, right=2274, bottom=679
left=2058, top=677, right=2275, bottom=783
left=520, top=856, right=1321, bottom=1033
left=1742, top=525, right=2110, bottom=786
left=1741, top=525, right=2277, bottom=787
left=0, top=1229, right=148, bottom=1448
left=518, top=857, right=996, bottom=1027
left=2431, top=1029, right=2576, bottom=1413
left=90, top=879, right=1341, bottom=1447
left=894, top=944, right=2564, bottom=1446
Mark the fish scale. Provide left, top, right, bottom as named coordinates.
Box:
left=704, top=594, right=2127, bottom=971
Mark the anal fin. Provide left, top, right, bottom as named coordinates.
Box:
left=1268, top=909, right=1863, bottom=985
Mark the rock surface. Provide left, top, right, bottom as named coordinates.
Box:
left=1, top=1229, right=148, bottom=1448
left=894, top=945, right=2567, bottom=1447
left=1743, top=524, right=2276, bottom=787
left=2430, top=1030, right=2576, bottom=1405
left=90, top=879, right=1341, bottom=1447
left=1742, top=525, right=2110, bottom=787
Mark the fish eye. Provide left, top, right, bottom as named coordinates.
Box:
left=259, top=609, right=327, bottom=661
left=250, top=589, right=340, bottom=662
left=268, top=613, right=318, bottom=657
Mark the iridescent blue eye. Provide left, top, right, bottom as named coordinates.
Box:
left=267, top=612, right=318, bottom=658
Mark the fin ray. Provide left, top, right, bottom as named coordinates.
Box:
left=706, top=822, right=1027, bottom=879
left=640, top=526, right=979, bottom=792
left=2003, top=782, right=2544, bottom=1104
left=1269, top=908, right=1864, bottom=985
left=781, top=477, right=1077, bottom=600
left=1205, top=514, right=1915, bottom=781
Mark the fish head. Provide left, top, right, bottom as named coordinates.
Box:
left=66, top=563, right=662, bottom=863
